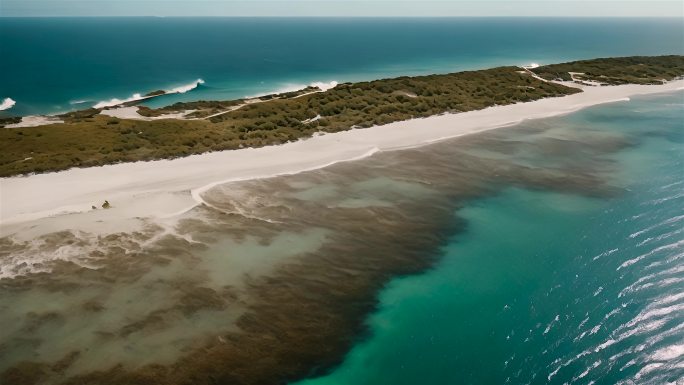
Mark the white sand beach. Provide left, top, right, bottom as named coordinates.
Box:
left=1, top=80, right=683, bottom=238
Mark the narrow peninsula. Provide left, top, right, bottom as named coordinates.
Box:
left=0, top=55, right=682, bottom=177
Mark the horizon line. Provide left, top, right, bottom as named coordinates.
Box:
left=1, top=15, right=683, bottom=18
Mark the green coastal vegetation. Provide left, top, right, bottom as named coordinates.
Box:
left=0, top=55, right=682, bottom=177
left=532, top=56, right=684, bottom=84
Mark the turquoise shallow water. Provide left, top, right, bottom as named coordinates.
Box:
left=295, top=93, right=684, bottom=385
left=1, top=17, right=683, bottom=116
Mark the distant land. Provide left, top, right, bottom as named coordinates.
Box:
left=0, top=55, right=682, bottom=177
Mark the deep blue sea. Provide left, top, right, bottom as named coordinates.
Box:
left=1, top=17, right=683, bottom=116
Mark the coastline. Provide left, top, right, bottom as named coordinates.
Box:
left=1, top=80, right=683, bottom=237
left=3, top=17, right=684, bottom=384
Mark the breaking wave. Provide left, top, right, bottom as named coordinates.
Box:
left=167, top=78, right=205, bottom=94
left=310, top=80, right=338, bottom=91
left=93, top=78, right=205, bottom=109
left=93, top=93, right=145, bottom=109
left=251, top=80, right=339, bottom=98
left=0, top=97, right=16, bottom=111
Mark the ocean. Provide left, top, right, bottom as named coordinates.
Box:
left=0, top=17, right=683, bottom=385
left=1, top=17, right=683, bottom=116
left=293, top=93, right=684, bottom=385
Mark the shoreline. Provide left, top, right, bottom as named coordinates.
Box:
left=1, top=80, right=683, bottom=237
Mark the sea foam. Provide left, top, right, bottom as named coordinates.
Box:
left=0, top=97, right=16, bottom=111
left=311, top=81, right=338, bottom=91
left=93, top=79, right=205, bottom=109
left=167, top=78, right=205, bottom=94
left=94, top=93, right=145, bottom=109
left=255, top=80, right=339, bottom=98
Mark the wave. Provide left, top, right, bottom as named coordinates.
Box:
left=0, top=97, right=16, bottom=111
left=0, top=232, right=103, bottom=280
left=310, top=80, right=338, bottom=91
left=543, top=314, right=559, bottom=335
left=617, top=240, right=684, bottom=270
left=649, top=343, right=684, bottom=361
left=250, top=80, right=339, bottom=99
left=93, top=78, right=205, bottom=109
left=94, top=93, right=145, bottom=109
left=167, top=78, right=204, bottom=94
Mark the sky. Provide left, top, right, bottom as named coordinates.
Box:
left=1, top=0, right=683, bottom=17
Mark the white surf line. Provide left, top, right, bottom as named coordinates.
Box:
left=94, top=92, right=167, bottom=109
left=94, top=79, right=205, bottom=109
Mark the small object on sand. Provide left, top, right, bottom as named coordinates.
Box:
left=102, top=200, right=111, bottom=209
left=91, top=205, right=97, bottom=210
